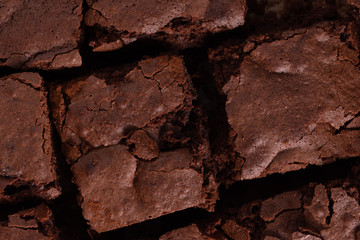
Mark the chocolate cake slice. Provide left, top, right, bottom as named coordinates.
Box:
left=213, top=22, right=360, bottom=180
left=0, top=73, right=59, bottom=202
left=49, top=55, right=214, bottom=233
left=0, top=0, right=82, bottom=69
left=1, top=0, right=360, bottom=238
left=85, top=0, right=247, bottom=51
left=186, top=160, right=360, bottom=240
left=0, top=204, right=57, bottom=239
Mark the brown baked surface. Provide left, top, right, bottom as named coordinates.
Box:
left=1, top=0, right=360, bottom=239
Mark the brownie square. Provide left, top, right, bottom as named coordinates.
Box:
left=0, top=0, right=82, bottom=69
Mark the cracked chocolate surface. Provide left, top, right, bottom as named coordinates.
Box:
left=195, top=160, right=360, bottom=240
left=222, top=220, right=251, bottom=240
left=260, top=191, right=302, bottom=222
left=51, top=55, right=194, bottom=158
left=73, top=143, right=203, bottom=232
left=0, top=204, right=56, bottom=239
left=85, top=0, right=247, bottom=51
left=321, top=188, right=360, bottom=240
left=127, top=129, right=160, bottom=160
left=304, top=184, right=329, bottom=227
left=0, top=0, right=82, bottom=70
left=48, top=55, right=212, bottom=232
left=222, top=23, right=360, bottom=180
left=0, top=73, right=59, bottom=201
left=260, top=185, right=360, bottom=240
left=1, top=0, right=360, bottom=239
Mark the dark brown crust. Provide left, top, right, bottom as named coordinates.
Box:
left=0, top=73, right=59, bottom=202
left=48, top=55, right=215, bottom=232
left=220, top=23, right=360, bottom=180
left=85, top=0, right=247, bottom=51
left=0, top=0, right=82, bottom=70
left=1, top=0, right=360, bottom=239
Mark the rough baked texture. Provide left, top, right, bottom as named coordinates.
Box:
left=160, top=224, right=206, bottom=240
left=127, top=129, right=159, bottom=160
left=320, top=187, right=360, bottom=240
left=49, top=55, right=213, bottom=233
left=0, top=204, right=57, bottom=239
left=222, top=220, right=251, bottom=240
left=193, top=160, right=360, bottom=240
left=0, top=73, right=59, bottom=201
left=222, top=23, right=360, bottom=180
left=304, top=184, right=329, bottom=227
left=85, top=0, right=247, bottom=51
left=73, top=146, right=203, bottom=232
left=260, top=191, right=302, bottom=222
left=50, top=55, right=195, bottom=162
left=0, top=228, right=51, bottom=240
left=262, top=186, right=360, bottom=240
left=2, top=0, right=360, bottom=239
left=0, top=0, right=82, bottom=69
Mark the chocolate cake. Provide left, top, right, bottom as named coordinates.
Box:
left=85, top=0, right=247, bottom=51
left=0, top=0, right=82, bottom=69
left=0, top=73, right=59, bottom=202
left=199, top=160, right=360, bottom=240
left=220, top=22, right=360, bottom=180
left=0, top=204, right=57, bottom=239
left=1, top=0, right=360, bottom=239
left=48, top=55, right=216, bottom=233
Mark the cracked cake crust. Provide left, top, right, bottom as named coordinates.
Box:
left=0, top=0, right=82, bottom=70
left=1, top=0, right=360, bottom=239
left=0, top=72, right=59, bottom=201
left=85, top=0, right=247, bottom=51
left=221, top=23, right=360, bottom=180
left=48, top=55, right=214, bottom=233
